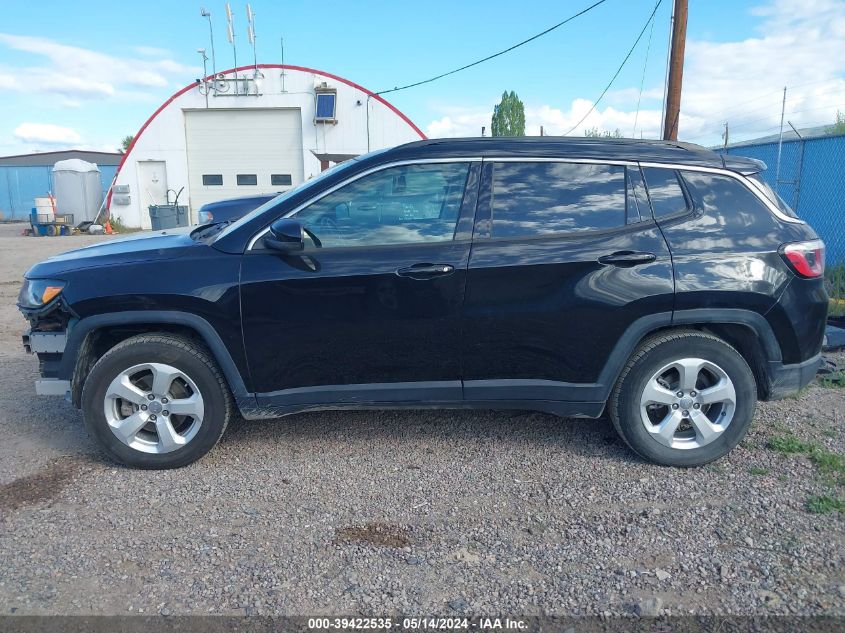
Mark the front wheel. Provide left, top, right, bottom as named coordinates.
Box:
left=81, top=334, right=233, bottom=469
left=609, top=330, right=756, bottom=467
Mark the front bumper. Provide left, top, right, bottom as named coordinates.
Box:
left=23, top=329, right=69, bottom=397
left=35, top=379, right=71, bottom=396
left=764, top=353, right=823, bottom=400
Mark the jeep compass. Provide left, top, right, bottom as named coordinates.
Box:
left=18, top=138, right=828, bottom=469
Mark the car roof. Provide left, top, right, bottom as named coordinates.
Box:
left=371, top=137, right=765, bottom=174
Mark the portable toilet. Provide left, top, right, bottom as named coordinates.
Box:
left=52, top=159, right=103, bottom=224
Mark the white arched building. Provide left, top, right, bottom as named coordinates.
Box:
left=108, top=64, right=426, bottom=229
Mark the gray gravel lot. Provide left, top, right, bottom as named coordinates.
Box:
left=0, top=222, right=843, bottom=617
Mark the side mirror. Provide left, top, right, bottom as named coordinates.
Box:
left=265, top=218, right=304, bottom=252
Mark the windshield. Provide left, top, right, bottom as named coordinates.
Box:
left=212, top=159, right=361, bottom=242
left=748, top=174, right=798, bottom=219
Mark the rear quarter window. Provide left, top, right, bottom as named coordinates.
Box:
left=491, top=162, right=626, bottom=237
left=678, top=170, right=781, bottom=229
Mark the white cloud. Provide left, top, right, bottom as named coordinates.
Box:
left=426, top=108, right=493, bottom=138
left=426, top=0, right=845, bottom=146
left=14, top=122, right=82, bottom=145
left=0, top=33, right=200, bottom=101
left=132, top=45, right=173, bottom=57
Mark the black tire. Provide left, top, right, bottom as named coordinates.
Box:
left=608, top=330, right=756, bottom=467
left=81, top=333, right=233, bottom=469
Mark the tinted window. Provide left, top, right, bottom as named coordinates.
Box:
left=202, top=174, right=223, bottom=186
left=492, top=162, right=626, bottom=237
left=237, top=174, right=257, bottom=186
left=748, top=173, right=797, bottom=218
left=642, top=167, right=688, bottom=217
left=289, top=162, right=470, bottom=248
left=271, top=174, right=292, bottom=186
left=627, top=167, right=649, bottom=223
left=680, top=170, right=776, bottom=225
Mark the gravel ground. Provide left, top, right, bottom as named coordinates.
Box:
left=0, top=222, right=843, bottom=617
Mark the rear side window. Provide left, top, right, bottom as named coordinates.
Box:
left=491, top=162, right=626, bottom=237
left=642, top=167, right=689, bottom=218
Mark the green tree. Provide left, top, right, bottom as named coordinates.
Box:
left=491, top=91, right=525, bottom=137
left=583, top=126, right=623, bottom=138
left=827, top=110, right=845, bottom=135
left=120, top=134, right=134, bottom=153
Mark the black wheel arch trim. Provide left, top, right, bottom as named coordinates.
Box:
left=58, top=311, right=252, bottom=402
left=670, top=308, right=782, bottom=362
left=594, top=308, right=782, bottom=402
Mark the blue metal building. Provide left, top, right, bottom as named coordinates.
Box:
left=0, top=150, right=121, bottom=222
left=719, top=131, right=845, bottom=265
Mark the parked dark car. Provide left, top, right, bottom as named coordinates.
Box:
left=196, top=193, right=278, bottom=224
left=19, top=137, right=827, bottom=469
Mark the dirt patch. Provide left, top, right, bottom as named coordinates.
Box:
left=334, top=522, right=412, bottom=548
left=0, top=458, right=87, bottom=514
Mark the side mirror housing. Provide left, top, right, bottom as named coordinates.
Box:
left=265, top=218, right=305, bottom=252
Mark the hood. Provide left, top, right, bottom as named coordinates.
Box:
left=201, top=193, right=278, bottom=211
left=25, top=226, right=202, bottom=279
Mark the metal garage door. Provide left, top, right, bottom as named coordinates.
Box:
left=184, top=108, right=304, bottom=216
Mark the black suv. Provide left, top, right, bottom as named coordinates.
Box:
left=19, top=138, right=827, bottom=469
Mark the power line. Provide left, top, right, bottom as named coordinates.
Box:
left=719, top=102, right=845, bottom=133
left=373, top=0, right=610, bottom=96
left=706, top=78, right=845, bottom=122
left=632, top=0, right=659, bottom=137
left=686, top=116, right=840, bottom=146
left=564, top=0, right=664, bottom=136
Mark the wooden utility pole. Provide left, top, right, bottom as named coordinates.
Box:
left=662, top=0, right=688, bottom=140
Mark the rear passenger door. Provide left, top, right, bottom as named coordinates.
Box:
left=461, top=160, right=675, bottom=404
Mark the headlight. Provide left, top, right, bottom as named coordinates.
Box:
left=18, top=279, right=66, bottom=309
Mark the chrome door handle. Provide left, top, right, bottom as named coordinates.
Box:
left=396, top=263, right=455, bottom=279
left=597, top=251, right=657, bottom=266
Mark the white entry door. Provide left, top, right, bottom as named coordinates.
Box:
left=137, top=161, right=168, bottom=229
left=184, top=108, right=304, bottom=214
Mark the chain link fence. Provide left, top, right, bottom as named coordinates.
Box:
left=719, top=132, right=845, bottom=265
left=720, top=132, right=845, bottom=313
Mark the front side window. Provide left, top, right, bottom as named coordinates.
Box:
left=491, top=162, right=626, bottom=237
left=289, top=162, right=470, bottom=248
left=642, top=167, right=689, bottom=218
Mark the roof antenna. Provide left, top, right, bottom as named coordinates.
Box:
left=200, top=8, right=217, bottom=78
left=280, top=37, right=287, bottom=93
left=225, top=3, right=238, bottom=95
left=246, top=4, right=263, bottom=93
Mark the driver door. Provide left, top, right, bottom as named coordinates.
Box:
left=239, top=160, right=479, bottom=409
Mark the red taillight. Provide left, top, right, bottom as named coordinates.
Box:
left=780, top=239, right=825, bottom=278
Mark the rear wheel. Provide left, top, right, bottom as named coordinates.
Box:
left=81, top=333, right=232, bottom=469
left=609, top=330, right=756, bottom=467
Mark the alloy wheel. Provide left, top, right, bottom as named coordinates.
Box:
left=103, top=362, right=204, bottom=454
left=639, top=357, right=737, bottom=450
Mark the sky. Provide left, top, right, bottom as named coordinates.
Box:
left=0, top=0, right=844, bottom=156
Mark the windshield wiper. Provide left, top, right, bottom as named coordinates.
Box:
left=191, top=220, right=233, bottom=241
